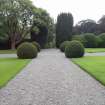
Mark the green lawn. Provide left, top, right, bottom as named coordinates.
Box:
left=0, top=50, right=16, bottom=54
left=0, top=58, right=30, bottom=88
left=72, top=56, right=105, bottom=85
left=85, top=48, right=105, bottom=53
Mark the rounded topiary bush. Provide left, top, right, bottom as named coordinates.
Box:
left=17, top=42, right=38, bottom=59
left=60, top=41, right=70, bottom=52
left=65, top=41, right=85, bottom=58
left=32, top=41, right=41, bottom=52
left=83, top=33, right=98, bottom=48
left=96, top=36, right=103, bottom=48
left=72, top=35, right=87, bottom=47
left=98, top=33, right=105, bottom=47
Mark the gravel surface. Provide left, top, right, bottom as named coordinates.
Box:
left=0, top=54, right=17, bottom=58
left=0, top=49, right=105, bottom=105
left=85, top=52, right=105, bottom=56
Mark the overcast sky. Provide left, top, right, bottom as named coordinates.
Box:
left=32, top=0, right=105, bottom=24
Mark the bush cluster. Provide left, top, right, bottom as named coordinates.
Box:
left=72, top=35, right=87, bottom=47
left=98, top=33, right=105, bottom=47
left=60, top=41, right=70, bottom=52
left=17, top=42, right=38, bottom=59
left=83, top=33, right=98, bottom=48
left=72, top=33, right=105, bottom=48
left=65, top=41, right=85, bottom=58
left=32, top=41, right=41, bottom=52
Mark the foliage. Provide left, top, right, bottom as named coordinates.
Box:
left=0, top=0, right=36, bottom=49
left=98, top=33, right=105, bottom=47
left=0, top=38, right=10, bottom=50
left=47, top=21, right=55, bottom=47
left=0, top=58, right=30, bottom=88
left=17, top=42, right=37, bottom=59
left=31, top=19, right=48, bottom=48
left=73, top=15, right=105, bottom=35
left=31, top=26, right=40, bottom=35
left=32, top=41, right=41, bottom=52
left=74, top=19, right=97, bottom=34
left=72, top=56, right=105, bottom=85
left=56, top=13, right=74, bottom=48
left=31, top=8, right=55, bottom=48
left=72, top=34, right=105, bottom=48
left=96, top=36, right=103, bottom=47
left=65, top=41, right=84, bottom=58
left=72, top=35, right=87, bottom=47
left=98, top=15, right=105, bottom=33
left=60, top=41, right=70, bottom=52
left=83, top=33, right=98, bottom=48
left=0, top=0, right=54, bottom=49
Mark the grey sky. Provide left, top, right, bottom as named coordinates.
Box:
left=32, top=0, right=105, bottom=24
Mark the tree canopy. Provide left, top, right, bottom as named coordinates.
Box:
left=73, top=19, right=97, bottom=34
left=31, top=8, right=55, bottom=48
left=0, top=0, right=54, bottom=49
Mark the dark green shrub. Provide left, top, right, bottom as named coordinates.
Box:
left=72, top=35, right=87, bottom=47
left=98, top=33, right=105, bottom=47
left=96, top=36, right=103, bottom=48
left=65, top=41, right=85, bottom=58
left=60, top=41, right=70, bottom=52
left=83, top=33, right=98, bottom=48
left=32, top=41, right=41, bottom=52
left=17, top=42, right=38, bottom=59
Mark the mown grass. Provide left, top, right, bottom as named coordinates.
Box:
left=0, top=58, right=30, bottom=88
left=0, top=50, right=16, bottom=54
left=72, top=56, right=105, bottom=85
left=85, top=48, right=105, bottom=53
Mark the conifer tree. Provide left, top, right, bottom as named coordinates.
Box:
left=56, top=13, right=73, bottom=48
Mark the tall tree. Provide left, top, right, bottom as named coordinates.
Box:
left=98, top=15, right=105, bottom=33
left=0, top=0, right=35, bottom=49
left=31, top=8, right=54, bottom=48
left=31, top=19, right=48, bottom=48
left=74, top=19, right=97, bottom=34
left=56, top=13, right=73, bottom=48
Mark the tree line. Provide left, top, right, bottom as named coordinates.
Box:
left=1, top=0, right=105, bottom=50
left=56, top=13, right=105, bottom=47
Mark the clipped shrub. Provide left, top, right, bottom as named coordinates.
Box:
left=98, top=33, right=105, bottom=47
left=32, top=41, right=41, bottom=52
left=17, top=42, right=38, bottom=59
left=83, top=33, right=98, bottom=48
left=72, top=35, right=87, bottom=47
left=65, top=41, right=85, bottom=58
left=96, top=36, right=103, bottom=48
left=60, top=41, right=70, bottom=52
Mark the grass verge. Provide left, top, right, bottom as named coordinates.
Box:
left=0, top=58, right=30, bottom=88
left=0, top=50, right=16, bottom=54
left=85, top=48, right=105, bottom=53
left=72, top=56, right=105, bottom=86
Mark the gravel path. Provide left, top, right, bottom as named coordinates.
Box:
left=0, top=54, right=17, bottom=58
left=85, top=52, right=105, bottom=56
left=0, top=49, right=105, bottom=105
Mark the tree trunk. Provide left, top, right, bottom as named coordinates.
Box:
left=11, top=40, right=16, bottom=50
